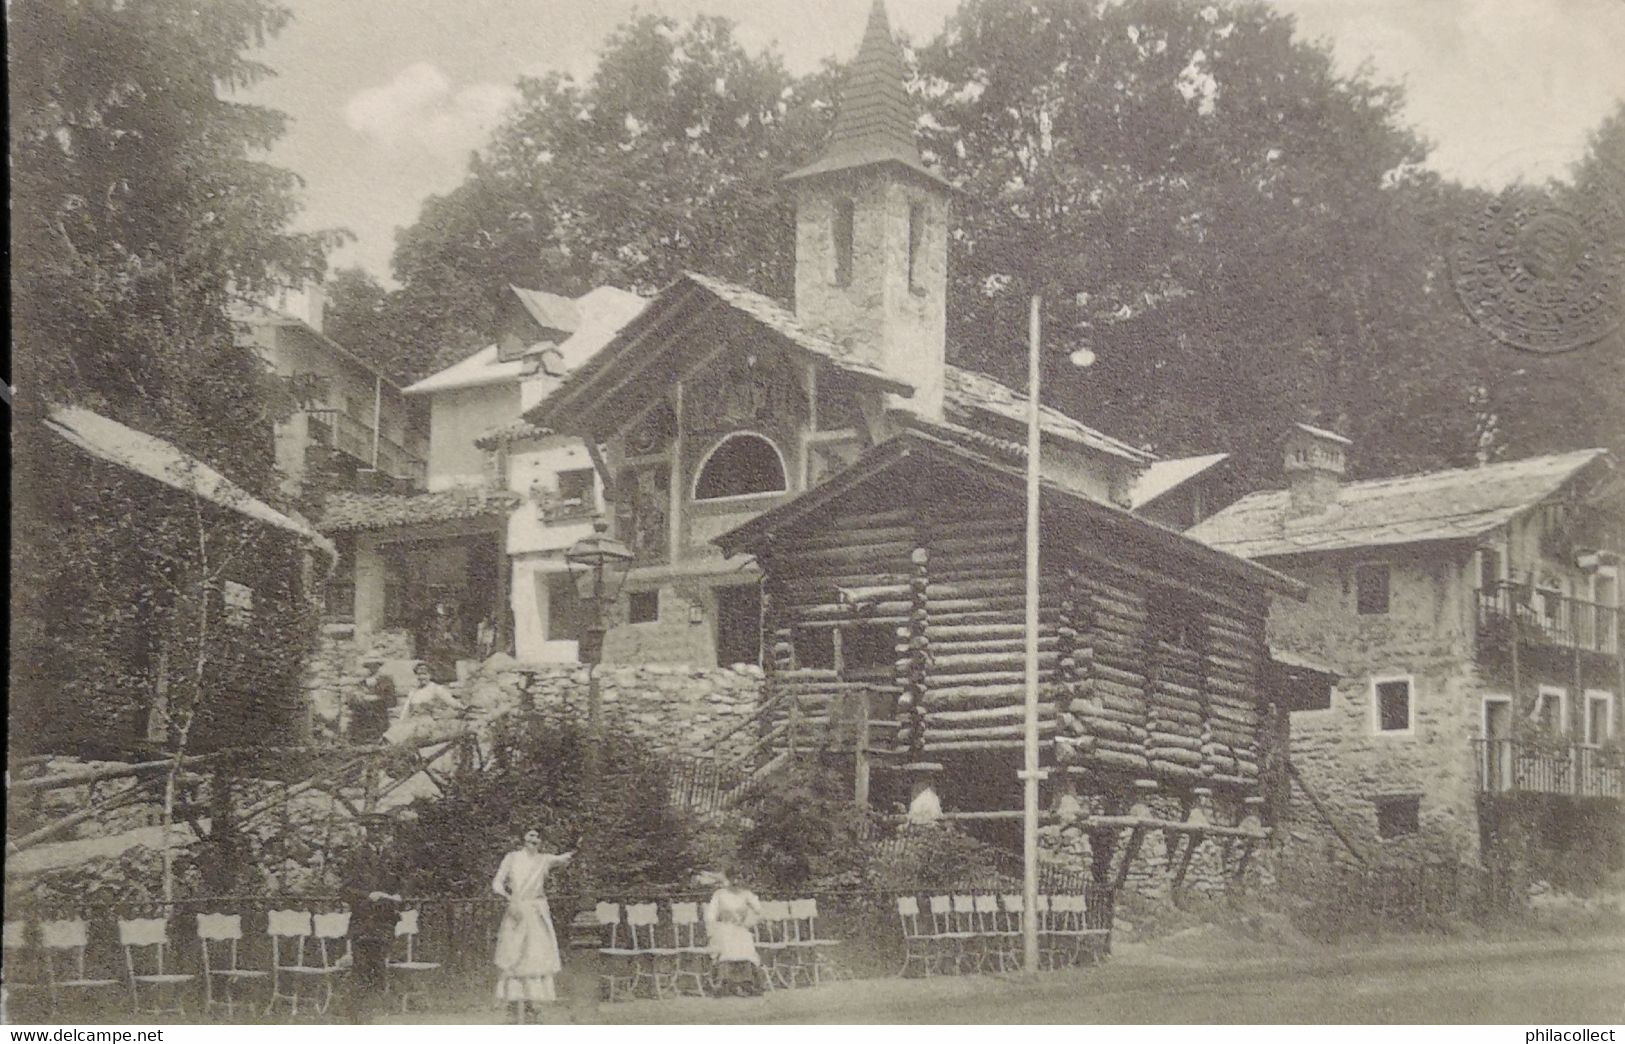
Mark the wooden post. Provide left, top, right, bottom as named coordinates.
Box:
left=854, top=687, right=871, bottom=807
left=1021, top=292, right=1043, bottom=973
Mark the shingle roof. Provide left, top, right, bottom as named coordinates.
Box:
left=474, top=418, right=552, bottom=449
left=45, top=406, right=334, bottom=555
left=318, top=487, right=520, bottom=533
left=715, top=426, right=1302, bottom=598
left=510, top=286, right=580, bottom=335
left=1129, top=453, right=1229, bottom=509
left=1188, top=449, right=1610, bottom=559
left=942, top=365, right=1154, bottom=465
left=783, top=1, right=950, bottom=191
left=682, top=272, right=912, bottom=390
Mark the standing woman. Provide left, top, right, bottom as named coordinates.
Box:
left=492, top=828, right=575, bottom=1022
left=703, top=867, right=764, bottom=997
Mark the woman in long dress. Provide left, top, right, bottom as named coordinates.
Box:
left=492, top=829, right=574, bottom=1021
left=703, top=868, right=764, bottom=997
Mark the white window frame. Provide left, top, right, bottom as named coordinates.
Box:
left=1354, top=561, right=1392, bottom=616
left=1481, top=693, right=1512, bottom=739
left=1476, top=544, right=1507, bottom=592
left=690, top=430, right=790, bottom=504
left=1371, top=673, right=1415, bottom=736
left=1582, top=689, right=1615, bottom=747
left=1532, top=684, right=1568, bottom=735
left=1592, top=566, right=1619, bottom=607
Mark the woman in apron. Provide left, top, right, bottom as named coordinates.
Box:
left=492, top=828, right=574, bottom=1022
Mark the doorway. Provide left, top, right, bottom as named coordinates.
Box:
left=714, top=584, right=762, bottom=668
left=1482, top=696, right=1512, bottom=792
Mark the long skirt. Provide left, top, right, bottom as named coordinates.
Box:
left=493, top=898, right=561, bottom=1003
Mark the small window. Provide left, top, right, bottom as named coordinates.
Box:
left=1287, top=675, right=1332, bottom=713
left=558, top=468, right=594, bottom=508
left=1355, top=563, right=1390, bottom=615
left=907, top=202, right=927, bottom=293
left=833, top=199, right=854, bottom=287
left=628, top=590, right=660, bottom=624
left=1532, top=687, right=1566, bottom=734
left=1375, top=678, right=1412, bottom=733
left=1374, top=796, right=1420, bottom=839
left=693, top=434, right=787, bottom=501
left=793, top=627, right=835, bottom=670
left=1584, top=690, right=1615, bottom=747
left=222, top=580, right=254, bottom=627
left=1477, top=547, right=1502, bottom=592
left=842, top=624, right=896, bottom=674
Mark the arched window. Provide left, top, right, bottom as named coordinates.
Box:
left=693, top=433, right=787, bottom=501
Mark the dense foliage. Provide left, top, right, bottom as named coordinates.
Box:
left=394, top=714, right=699, bottom=896
left=331, top=0, right=1620, bottom=480
left=10, top=0, right=335, bottom=761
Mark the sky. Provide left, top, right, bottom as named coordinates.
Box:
left=240, top=0, right=1625, bottom=284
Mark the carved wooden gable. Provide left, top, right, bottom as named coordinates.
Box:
left=683, top=350, right=806, bottom=435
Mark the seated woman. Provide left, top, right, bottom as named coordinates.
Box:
left=703, top=867, right=764, bottom=997
left=384, top=663, right=465, bottom=745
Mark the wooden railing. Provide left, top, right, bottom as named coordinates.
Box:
left=305, top=409, right=425, bottom=485
left=1477, top=582, right=1620, bottom=655
left=1475, top=738, right=1625, bottom=799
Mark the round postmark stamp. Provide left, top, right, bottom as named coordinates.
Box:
left=1450, top=158, right=1625, bottom=354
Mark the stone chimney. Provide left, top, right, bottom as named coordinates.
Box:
left=783, top=0, right=952, bottom=421
left=1283, top=423, right=1349, bottom=518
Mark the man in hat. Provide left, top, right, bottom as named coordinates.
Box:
left=341, top=816, right=406, bottom=1023
left=349, top=658, right=397, bottom=745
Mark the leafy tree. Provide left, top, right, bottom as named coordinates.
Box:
left=331, top=14, right=838, bottom=376
left=915, top=0, right=1494, bottom=485
left=9, top=0, right=338, bottom=895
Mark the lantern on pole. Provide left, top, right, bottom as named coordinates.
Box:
left=565, top=520, right=633, bottom=780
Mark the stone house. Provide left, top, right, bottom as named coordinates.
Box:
left=1189, top=425, right=1624, bottom=873
left=232, top=286, right=429, bottom=500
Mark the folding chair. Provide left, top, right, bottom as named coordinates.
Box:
left=999, top=893, right=1028, bottom=972
left=894, top=896, right=935, bottom=978
left=197, top=913, right=266, bottom=1019
left=788, top=899, right=842, bottom=986
left=950, top=895, right=984, bottom=973
left=623, top=902, right=665, bottom=998
left=267, top=909, right=347, bottom=1017
left=754, top=900, right=793, bottom=990
left=927, top=896, right=968, bottom=975
left=973, top=895, right=1014, bottom=973
left=40, top=919, right=120, bottom=1018
left=386, top=910, right=441, bottom=1013
left=595, top=903, right=637, bottom=1002
left=118, top=917, right=195, bottom=1018
left=3, top=921, right=50, bottom=1021
left=665, top=902, right=710, bottom=997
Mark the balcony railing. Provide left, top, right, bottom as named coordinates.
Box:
left=1477, top=581, right=1620, bottom=655
left=1475, top=738, right=1625, bottom=799
left=306, top=409, right=426, bottom=486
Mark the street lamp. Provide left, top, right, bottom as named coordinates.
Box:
left=565, top=520, right=633, bottom=781
left=1022, top=292, right=1093, bottom=972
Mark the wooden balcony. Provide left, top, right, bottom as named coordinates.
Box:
left=307, top=409, right=425, bottom=486
left=1475, top=738, right=1625, bottom=800
left=1477, top=582, right=1620, bottom=657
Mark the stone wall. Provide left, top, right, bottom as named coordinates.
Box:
left=1266, top=547, right=1483, bottom=865
left=304, top=625, right=764, bottom=760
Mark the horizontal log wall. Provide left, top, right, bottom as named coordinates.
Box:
left=757, top=486, right=1277, bottom=793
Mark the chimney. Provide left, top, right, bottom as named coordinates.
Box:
left=304, top=281, right=327, bottom=334
left=1283, top=423, right=1349, bottom=518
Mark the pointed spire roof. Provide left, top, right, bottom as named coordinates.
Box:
left=785, top=0, right=950, bottom=189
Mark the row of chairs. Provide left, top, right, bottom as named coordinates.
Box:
left=2, top=910, right=439, bottom=1021
left=894, top=894, right=1108, bottom=976
left=593, top=898, right=841, bottom=1001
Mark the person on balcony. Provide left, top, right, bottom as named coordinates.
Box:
left=347, top=658, right=397, bottom=745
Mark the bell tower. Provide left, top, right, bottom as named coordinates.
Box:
left=785, top=0, right=952, bottom=421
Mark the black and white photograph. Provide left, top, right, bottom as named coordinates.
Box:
left=6, top=0, right=1624, bottom=1028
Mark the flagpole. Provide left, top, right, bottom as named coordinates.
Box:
left=1022, top=292, right=1042, bottom=972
